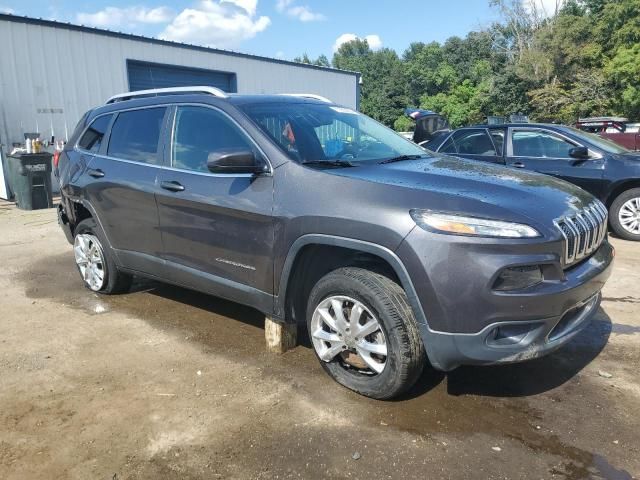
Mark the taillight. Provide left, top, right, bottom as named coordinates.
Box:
left=53, top=150, right=61, bottom=168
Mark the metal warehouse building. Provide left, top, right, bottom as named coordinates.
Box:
left=0, top=13, right=360, bottom=149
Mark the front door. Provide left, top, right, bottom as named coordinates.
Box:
left=156, top=105, right=274, bottom=300
left=506, top=128, right=604, bottom=197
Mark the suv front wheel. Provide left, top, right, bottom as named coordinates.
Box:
left=306, top=267, right=425, bottom=399
left=73, top=218, right=132, bottom=294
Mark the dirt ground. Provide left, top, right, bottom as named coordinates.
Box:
left=0, top=202, right=638, bottom=480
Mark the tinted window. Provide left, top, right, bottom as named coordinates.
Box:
left=439, top=135, right=456, bottom=154
left=172, top=106, right=256, bottom=173
left=107, top=107, right=166, bottom=164
left=440, top=129, right=497, bottom=156
left=512, top=130, right=575, bottom=158
left=78, top=115, right=112, bottom=153
left=490, top=130, right=505, bottom=156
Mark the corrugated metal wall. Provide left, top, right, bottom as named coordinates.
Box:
left=0, top=17, right=358, bottom=147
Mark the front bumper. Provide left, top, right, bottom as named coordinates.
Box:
left=397, top=228, right=614, bottom=371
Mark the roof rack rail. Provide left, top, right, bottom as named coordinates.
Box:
left=280, top=93, right=332, bottom=103
left=106, top=86, right=228, bottom=104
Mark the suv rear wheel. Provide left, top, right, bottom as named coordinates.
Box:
left=306, top=267, right=425, bottom=399
left=73, top=218, right=132, bottom=294
left=610, top=188, right=640, bottom=241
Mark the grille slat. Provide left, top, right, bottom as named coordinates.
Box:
left=555, top=202, right=608, bottom=267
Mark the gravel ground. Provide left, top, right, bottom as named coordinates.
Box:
left=0, top=201, right=638, bottom=479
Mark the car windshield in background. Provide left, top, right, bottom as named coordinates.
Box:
left=239, top=102, right=429, bottom=164
left=565, top=126, right=631, bottom=154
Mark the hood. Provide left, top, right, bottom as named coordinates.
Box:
left=331, top=156, right=595, bottom=229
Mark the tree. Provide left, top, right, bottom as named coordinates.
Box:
left=605, top=43, right=640, bottom=118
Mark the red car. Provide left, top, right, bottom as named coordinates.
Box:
left=576, top=117, right=639, bottom=151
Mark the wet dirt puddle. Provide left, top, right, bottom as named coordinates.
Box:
left=16, top=253, right=636, bottom=480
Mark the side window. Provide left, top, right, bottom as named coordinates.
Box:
left=512, top=130, right=576, bottom=158
left=442, top=129, right=497, bottom=156
left=172, top=106, right=256, bottom=173
left=439, top=135, right=456, bottom=153
left=489, top=130, right=505, bottom=156
left=107, top=107, right=166, bottom=164
left=78, top=115, right=112, bottom=153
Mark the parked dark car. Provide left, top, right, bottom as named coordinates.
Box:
left=56, top=88, right=613, bottom=399
left=426, top=123, right=640, bottom=241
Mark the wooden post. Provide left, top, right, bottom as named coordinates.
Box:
left=265, top=316, right=297, bottom=353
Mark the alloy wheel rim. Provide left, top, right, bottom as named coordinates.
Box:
left=618, top=198, right=640, bottom=235
left=310, top=295, right=387, bottom=374
left=74, top=233, right=106, bottom=291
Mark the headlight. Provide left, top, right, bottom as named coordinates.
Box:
left=410, top=210, right=540, bottom=238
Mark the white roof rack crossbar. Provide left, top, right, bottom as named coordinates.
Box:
left=280, top=93, right=332, bottom=103
left=106, top=86, right=228, bottom=104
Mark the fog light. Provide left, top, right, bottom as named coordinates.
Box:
left=493, top=265, right=543, bottom=291
left=487, top=323, right=541, bottom=346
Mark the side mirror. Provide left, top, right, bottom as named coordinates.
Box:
left=569, top=146, right=590, bottom=160
left=207, top=149, right=267, bottom=175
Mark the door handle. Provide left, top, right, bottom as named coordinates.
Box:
left=161, top=180, right=185, bottom=192
left=512, top=162, right=526, bottom=168
left=87, top=168, right=105, bottom=178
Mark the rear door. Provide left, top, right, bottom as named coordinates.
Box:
left=437, top=128, right=505, bottom=164
left=505, top=127, right=604, bottom=197
left=156, top=104, right=274, bottom=299
left=83, top=106, right=168, bottom=274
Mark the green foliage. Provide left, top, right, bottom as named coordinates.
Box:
left=393, top=115, right=414, bottom=132
left=295, top=0, right=640, bottom=127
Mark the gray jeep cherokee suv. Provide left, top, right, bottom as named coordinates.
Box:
left=56, top=87, right=613, bottom=399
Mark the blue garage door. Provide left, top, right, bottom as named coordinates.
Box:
left=127, top=60, right=237, bottom=93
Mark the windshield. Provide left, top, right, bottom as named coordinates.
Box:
left=239, top=102, right=430, bottom=164
left=565, top=126, right=630, bottom=154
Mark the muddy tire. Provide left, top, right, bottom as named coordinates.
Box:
left=610, top=188, right=640, bottom=241
left=73, top=218, right=132, bottom=294
left=306, top=267, right=425, bottom=399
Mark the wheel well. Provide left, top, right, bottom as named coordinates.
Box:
left=605, top=180, right=640, bottom=208
left=283, top=244, right=400, bottom=326
left=70, top=202, right=93, bottom=234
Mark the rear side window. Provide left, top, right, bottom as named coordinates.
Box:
left=107, top=107, right=166, bottom=164
left=78, top=115, right=112, bottom=153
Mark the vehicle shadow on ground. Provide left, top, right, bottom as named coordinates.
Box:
left=131, top=276, right=613, bottom=400
left=437, top=308, right=612, bottom=398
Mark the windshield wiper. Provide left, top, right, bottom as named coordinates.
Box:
left=301, top=160, right=356, bottom=168
left=379, top=154, right=427, bottom=164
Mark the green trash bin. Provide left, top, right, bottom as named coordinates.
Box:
left=6, top=153, right=54, bottom=210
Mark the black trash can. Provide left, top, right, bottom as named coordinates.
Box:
left=6, top=153, right=54, bottom=210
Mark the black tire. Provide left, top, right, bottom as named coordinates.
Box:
left=609, top=188, right=640, bottom=241
left=306, top=267, right=425, bottom=399
left=74, top=218, right=132, bottom=294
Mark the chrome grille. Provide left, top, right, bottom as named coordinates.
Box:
left=555, top=202, right=608, bottom=267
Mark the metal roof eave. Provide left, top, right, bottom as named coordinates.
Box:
left=0, top=13, right=361, bottom=78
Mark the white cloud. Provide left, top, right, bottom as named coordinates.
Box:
left=160, top=0, right=270, bottom=48
left=276, top=0, right=325, bottom=22
left=77, top=6, right=174, bottom=27
left=275, top=50, right=285, bottom=58
left=333, top=33, right=382, bottom=52
left=0, top=5, right=15, bottom=14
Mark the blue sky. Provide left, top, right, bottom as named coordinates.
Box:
left=1, top=1, right=501, bottom=60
